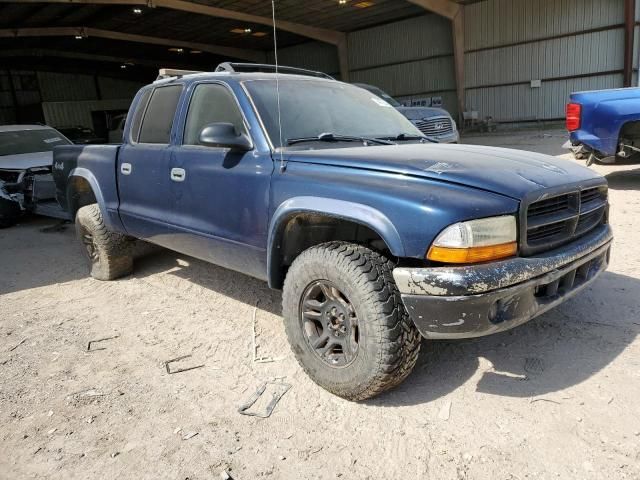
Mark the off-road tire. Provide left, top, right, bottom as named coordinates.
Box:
left=75, top=204, right=134, bottom=281
left=282, top=242, right=421, bottom=401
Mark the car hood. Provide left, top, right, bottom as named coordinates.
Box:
left=286, top=143, right=604, bottom=200
left=396, top=106, right=451, bottom=120
left=0, top=151, right=53, bottom=171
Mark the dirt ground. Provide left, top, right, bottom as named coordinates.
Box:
left=1, top=128, right=639, bottom=480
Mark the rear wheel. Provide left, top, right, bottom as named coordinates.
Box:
left=282, top=242, right=421, bottom=401
left=75, top=204, right=134, bottom=280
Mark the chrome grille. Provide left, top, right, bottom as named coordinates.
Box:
left=524, top=186, right=608, bottom=254
left=413, top=116, right=454, bottom=137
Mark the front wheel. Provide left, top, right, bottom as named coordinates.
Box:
left=282, top=242, right=421, bottom=401
left=75, top=204, right=134, bottom=281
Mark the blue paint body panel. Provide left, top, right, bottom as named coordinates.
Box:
left=569, top=87, right=640, bottom=156
left=53, top=72, right=606, bottom=288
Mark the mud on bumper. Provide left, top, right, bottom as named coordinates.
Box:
left=393, top=225, right=613, bottom=339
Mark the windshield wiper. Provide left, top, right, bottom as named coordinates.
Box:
left=287, top=132, right=394, bottom=146
left=377, top=133, right=436, bottom=143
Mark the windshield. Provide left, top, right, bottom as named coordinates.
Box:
left=0, top=128, right=70, bottom=156
left=357, top=84, right=402, bottom=107
left=243, top=79, right=423, bottom=148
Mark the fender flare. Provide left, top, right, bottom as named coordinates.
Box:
left=66, top=167, right=110, bottom=227
left=267, top=196, right=405, bottom=288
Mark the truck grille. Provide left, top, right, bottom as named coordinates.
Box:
left=523, top=186, right=607, bottom=254
left=413, top=116, right=454, bottom=137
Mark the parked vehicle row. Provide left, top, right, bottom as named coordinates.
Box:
left=47, top=63, right=611, bottom=401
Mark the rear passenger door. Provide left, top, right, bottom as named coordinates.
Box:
left=163, top=81, right=273, bottom=279
left=117, top=84, right=183, bottom=243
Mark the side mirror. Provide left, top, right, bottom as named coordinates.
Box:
left=198, top=122, right=253, bottom=151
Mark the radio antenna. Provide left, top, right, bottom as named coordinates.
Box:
left=272, top=0, right=285, bottom=173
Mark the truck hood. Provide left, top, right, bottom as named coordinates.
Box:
left=286, top=144, right=604, bottom=200
left=0, top=151, right=53, bottom=171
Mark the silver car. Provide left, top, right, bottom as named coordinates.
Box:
left=354, top=83, right=459, bottom=143
left=0, top=125, right=71, bottom=227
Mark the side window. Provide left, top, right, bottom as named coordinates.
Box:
left=183, top=83, right=247, bottom=146
left=128, top=89, right=151, bottom=143
left=138, top=85, right=183, bottom=144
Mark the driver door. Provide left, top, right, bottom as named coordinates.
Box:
left=163, top=82, right=273, bottom=279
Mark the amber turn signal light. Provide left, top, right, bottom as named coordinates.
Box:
left=427, top=242, right=517, bottom=264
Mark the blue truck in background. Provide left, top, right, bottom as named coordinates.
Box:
left=567, top=86, right=640, bottom=165
left=53, top=63, right=613, bottom=400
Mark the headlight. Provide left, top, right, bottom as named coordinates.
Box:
left=427, top=215, right=517, bottom=263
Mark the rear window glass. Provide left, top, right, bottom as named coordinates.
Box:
left=129, top=89, right=152, bottom=143
left=138, top=85, right=183, bottom=144
left=0, top=129, right=71, bottom=156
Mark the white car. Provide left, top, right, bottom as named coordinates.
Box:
left=0, top=125, right=72, bottom=227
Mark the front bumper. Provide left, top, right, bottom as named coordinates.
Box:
left=427, top=130, right=459, bottom=144
left=392, top=225, right=613, bottom=339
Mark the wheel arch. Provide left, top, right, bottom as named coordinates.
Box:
left=66, top=168, right=109, bottom=225
left=267, top=197, right=405, bottom=289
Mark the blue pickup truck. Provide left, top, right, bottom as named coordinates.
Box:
left=53, top=63, right=613, bottom=400
left=567, top=87, right=640, bottom=165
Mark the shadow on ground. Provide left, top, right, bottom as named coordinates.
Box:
left=133, top=249, right=282, bottom=316
left=373, top=270, right=638, bottom=406
left=0, top=216, right=86, bottom=295
left=605, top=167, right=640, bottom=190
left=132, top=251, right=638, bottom=407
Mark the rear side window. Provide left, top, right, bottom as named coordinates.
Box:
left=128, top=89, right=152, bottom=143
left=138, top=85, right=183, bottom=144
left=183, top=83, right=247, bottom=145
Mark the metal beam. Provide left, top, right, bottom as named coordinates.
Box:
left=0, top=48, right=203, bottom=70
left=624, top=0, right=635, bottom=87
left=0, top=0, right=345, bottom=45
left=408, top=0, right=465, bottom=122
left=0, top=27, right=265, bottom=62
left=451, top=7, right=465, bottom=123
left=406, top=0, right=459, bottom=20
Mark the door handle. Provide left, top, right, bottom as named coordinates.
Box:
left=170, top=168, right=186, bottom=182
left=121, top=163, right=132, bottom=175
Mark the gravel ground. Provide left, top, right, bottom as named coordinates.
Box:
left=1, top=129, right=639, bottom=479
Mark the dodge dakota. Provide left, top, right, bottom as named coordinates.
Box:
left=53, top=63, right=613, bottom=400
